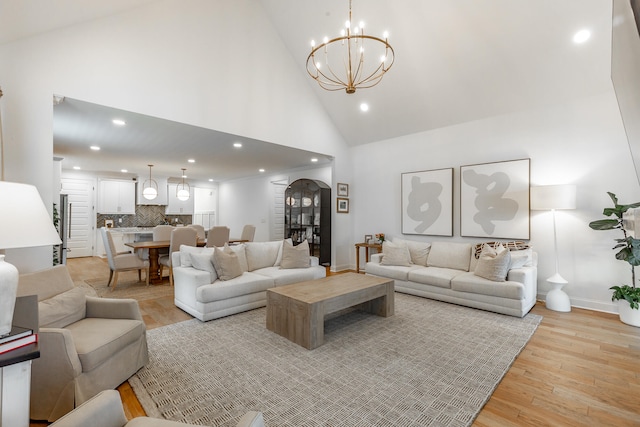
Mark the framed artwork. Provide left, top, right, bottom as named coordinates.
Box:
left=460, top=158, right=530, bottom=239
left=364, top=234, right=373, bottom=244
left=337, top=197, right=349, bottom=213
left=401, top=168, right=453, bottom=236
left=337, top=183, right=349, bottom=197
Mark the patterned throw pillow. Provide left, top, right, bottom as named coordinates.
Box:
left=474, top=244, right=511, bottom=282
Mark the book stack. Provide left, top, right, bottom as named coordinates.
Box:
left=0, top=324, right=37, bottom=355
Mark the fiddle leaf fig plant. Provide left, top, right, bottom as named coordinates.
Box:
left=589, top=192, right=640, bottom=309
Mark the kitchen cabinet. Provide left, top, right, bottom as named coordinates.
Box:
left=98, top=179, right=136, bottom=214
left=166, top=183, right=194, bottom=215
left=137, top=177, right=168, bottom=205
left=284, top=179, right=331, bottom=266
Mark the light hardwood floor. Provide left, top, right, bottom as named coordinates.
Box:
left=33, top=257, right=640, bottom=426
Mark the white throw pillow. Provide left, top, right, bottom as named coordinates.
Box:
left=228, top=243, right=249, bottom=272
left=509, top=248, right=533, bottom=269
left=274, top=238, right=292, bottom=266
left=280, top=239, right=310, bottom=269
left=380, top=241, right=412, bottom=267
left=245, top=241, right=281, bottom=271
left=180, top=246, right=213, bottom=268
left=393, top=238, right=431, bottom=266
left=474, top=244, right=511, bottom=282
left=189, top=252, right=218, bottom=282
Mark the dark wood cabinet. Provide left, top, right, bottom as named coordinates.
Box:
left=284, top=179, right=331, bottom=266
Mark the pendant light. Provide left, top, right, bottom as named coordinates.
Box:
left=142, top=164, right=158, bottom=200
left=176, top=168, right=190, bottom=201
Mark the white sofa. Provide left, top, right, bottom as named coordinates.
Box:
left=365, top=238, right=537, bottom=317
left=173, top=240, right=326, bottom=321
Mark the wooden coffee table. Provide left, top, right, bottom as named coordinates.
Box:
left=266, top=273, right=394, bottom=349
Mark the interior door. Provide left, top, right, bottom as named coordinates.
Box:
left=61, top=177, right=95, bottom=258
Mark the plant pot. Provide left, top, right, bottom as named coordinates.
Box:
left=617, top=300, right=640, bottom=327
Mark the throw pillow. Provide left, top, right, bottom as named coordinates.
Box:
left=212, top=244, right=243, bottom=281
left=274, top=238, right=293, bottom=266
left=427, top=242, right=472, bottom=271
left=393, top=237, right=431, bottom=266
left=280, top=239, right=310, bottom=269
left=190, top=252, right=218, bottom=281
left=180, top=246, right=214, bottom=268
left=509, top=247, right=533, bottom=269
left=245, top=241, right=282, bottom=271
left=474, top=244, right=511, bottom=282
left=380, top=241, right=412, bottom=267
left=39, top=286, right=87, bottom=328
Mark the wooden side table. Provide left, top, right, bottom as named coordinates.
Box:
left=355, top=242, right=382, bottom=273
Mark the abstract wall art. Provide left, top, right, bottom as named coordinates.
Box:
left=401, top=168, right=453, bottom=236
left=460, top=158, right=530, bottom=239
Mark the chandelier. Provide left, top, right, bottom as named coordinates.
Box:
left=306, top=0, right=394, bottom=94
left=176, top=168, right=190, bottom=201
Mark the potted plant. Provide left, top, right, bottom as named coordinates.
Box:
left=588, top=192, right=640, bottom=327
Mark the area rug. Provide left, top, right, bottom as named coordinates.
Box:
left=84, top=274, right=174, bottom=300
left=129, top=293, right=542, bottom=427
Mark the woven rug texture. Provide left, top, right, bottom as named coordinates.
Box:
left=130, top=293, right=541, bottom=427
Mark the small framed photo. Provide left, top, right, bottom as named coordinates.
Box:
left=337, top=197, right=349, bottom=213
left=364, top=234, right=373, bottom=244
left=337, top=183, right=349, bottom=197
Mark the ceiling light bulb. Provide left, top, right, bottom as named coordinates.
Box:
left=311, top=40, right=315, bottom=47
left=233, top=142, right=242, bottom=148
left=176, top=189, right=190, bottom=201
left=311, top=158, right=318, bottom=162
left=143, top=187, right=157, bottom=199
left=188, top=159, right=195, bottom=163
left=121, top=169, right=128, bottom=173
left=360, top=103, right=369, bottom=112
left=90, top=145, right=100, bottom=151
left=573, top=29, right=591, bottom=44
left=383, top=31, right=389, bottom=39
left=323, top=36, right=329, bottom=44
left=345, top=20, right=350, bottom=28
left=359, top=21, right=365, bottom=29
left=208, top=179, right=214, bottom=182
left=259, top=168, right=265, bottom=173
left=73, top=166, right=81, bottom=170
left=112, top=119, right=126, bottom=126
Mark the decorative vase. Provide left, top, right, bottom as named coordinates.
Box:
left=0, top=254, right=19, bottom=336
left=617, top=300, right=640, bottom=327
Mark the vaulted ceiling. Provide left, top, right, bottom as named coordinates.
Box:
left=0, top=0, right=616, bottom=181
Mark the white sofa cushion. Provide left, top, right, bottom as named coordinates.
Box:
left=196, top=272, right=275, bottom=302
left=39, top=286, right=87, bottom=328
left=365, top=262, right=419, bottom=281
left=380, top=241, right=412, bottom=267
left=255, top=265, right=326, bottom=286
left=190, top=251, right=218, bottom=282
left=427, top=242, right=472, bottom=271
left=180, top=245, right=214, bottom=268
left=392, top=238, right=431, bottom=266
left=407, top=267, right=466, bottom=289
left=451, top=272, right=525, bottom=300
left=474, top=244, right=511, bottom=282
left=245, top=241, right=282, bottom=271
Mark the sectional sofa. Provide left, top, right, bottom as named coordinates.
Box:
left=172, top=240, right=326, bottom=321
left=365, top=238, right=538, bottom=317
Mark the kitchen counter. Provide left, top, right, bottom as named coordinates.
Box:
left=107, top=227, right=154, bottom=234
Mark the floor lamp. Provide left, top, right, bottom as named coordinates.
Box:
left=530, top=184, right=577, bottom=312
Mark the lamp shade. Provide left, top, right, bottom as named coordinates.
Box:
left=530, top=184, right=577, bottom=211
left=0, top=181, right=62, bottom=249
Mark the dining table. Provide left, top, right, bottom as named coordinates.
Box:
left=125, top=239, right=205, bottom=284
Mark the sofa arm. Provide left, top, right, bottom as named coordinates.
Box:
left=309, top=256, right=320, bottom=267
left=49, top=390, right=127, bottom=427
left=85, top=296, right=143, bottom=321
left=31, top=328, right=83, bottom=420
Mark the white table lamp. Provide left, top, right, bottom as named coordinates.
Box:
left=0, top=181, right=62, bottom=336
left=530, top=184, right=577, bottom=312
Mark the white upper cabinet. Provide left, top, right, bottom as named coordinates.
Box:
left=137, top=177, right=168, bottom=205
left=98, top=179, right=136, bottom=214
left=166, top=183, right=194, bottom=214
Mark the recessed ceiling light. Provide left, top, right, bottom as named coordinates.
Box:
left=259, top=168, right=265, bottom=173
left=121, top=169, right=128, bottom=173
left=360, top=103, right=369, bottom=112
left=188, top=159, right=195, bottom=163
left=311, top=158, right=318, bottom=162
left=90, top=145, right=100, bottom=151
left=112, top=119, right=126, bottom=126
left=208, top=178, right=214, bottom=182
left=233, top=142, right=243, bottom=148
left=73, top=166, right=81, bottom=170
left=573, top=29, right=591, bottom=44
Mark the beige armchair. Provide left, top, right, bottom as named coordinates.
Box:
left=49, top=390, right=265, bottom=427
left=18, top=265, right=149, bottom=422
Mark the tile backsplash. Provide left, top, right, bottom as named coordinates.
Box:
left=97, top=205, right=191, bottom=228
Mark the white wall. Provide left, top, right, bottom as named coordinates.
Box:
left=0, top=0, right=348, bottom=272
left=350, top=91, right=639, bottom=313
